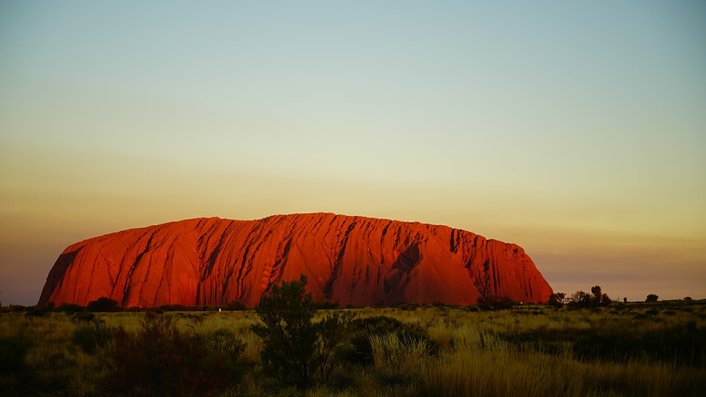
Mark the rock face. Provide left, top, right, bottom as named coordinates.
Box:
left=39, top=213, right=552, bottom=307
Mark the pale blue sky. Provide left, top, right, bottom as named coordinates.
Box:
left=1, top=1, right=705, bottom=304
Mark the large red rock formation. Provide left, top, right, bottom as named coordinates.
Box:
left=39, top=213, right=552, bottom=307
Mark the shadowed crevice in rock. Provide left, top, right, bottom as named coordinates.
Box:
left=383, top=243, right=421, bottom=301
left=38, top=250, right=78, bottom=305
left=324, top=221, right=357, bottom=300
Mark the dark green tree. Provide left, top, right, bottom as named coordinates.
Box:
left=252, top=275, right=347, bottom=389
left=599, top=293, right=612, bottom=305
left=646, top=294, right=659, bottom=303
left=253, top=276, right=317, bottom=388
left=591, top=286, right=602, bottom=303
left=548, top=292, right=566, bottom=307
left=569, top=291, right=592, bottom=307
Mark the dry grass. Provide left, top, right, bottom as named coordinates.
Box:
left=370, top=333, right=432, bottom=369
left=419, top=345, right=704, bottom=397
left=2, top=301, right=705, bottom=396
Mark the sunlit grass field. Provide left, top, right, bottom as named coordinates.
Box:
left=2, top=301, right=705, bottom=396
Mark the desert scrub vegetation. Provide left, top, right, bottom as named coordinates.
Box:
left=1, top=297, right=705, bottom=396
left=105, top=313, right=244, bottom=397
left=252, top=276, right=347, bottom=389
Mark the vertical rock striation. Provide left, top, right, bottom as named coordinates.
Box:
left=39, top=213, right=552, bottom=307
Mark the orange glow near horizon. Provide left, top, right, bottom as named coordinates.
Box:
left=1, top=1, right=705, bottom=304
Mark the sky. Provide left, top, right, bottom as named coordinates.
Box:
left=1, top=1, right=705, bottom=305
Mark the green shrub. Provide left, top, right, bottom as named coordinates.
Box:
left=105, top=313, right=243, bottom=397
left=314, top=312, right=349, bottom=383
left=204, top=328, right=245, bottom=368
left=252, top=276, right=348, bottom=389
left=72, top=319, right=113, bottom=354
left=24, top=305, right=52, bottom=317
left=71, top=311, right=96, bottom=322
left=339, top=315, right=435, bottom=365
left=253, top=276, right=319, bottom=389
left=369, top=332, right=433, bottom=369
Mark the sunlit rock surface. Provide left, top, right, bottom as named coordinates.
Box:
left=39, top=213, right=552, bottom=307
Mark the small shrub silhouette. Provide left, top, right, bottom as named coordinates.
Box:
left=70, top=311, right=95, bottom=323
left=157, top=304, right=189, bottom=312
left=548, top=292, right=566, bottom=307
left=24, top=305, right=52, bottom=317
left=477, top=295, right=517, bottom=310
left=646, top=294, right=659, bottom=303
left=224, top=301, right=247, bottom=311
left=567, top=286, right=612, bottom=308
left=87, top=297, right=119, bottom=312
left=56, top=303, right=85, bottom=313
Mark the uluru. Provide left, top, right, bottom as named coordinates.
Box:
left=39, top=213, right=552, bottom=308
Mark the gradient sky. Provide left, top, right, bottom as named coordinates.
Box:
left=1, top=1, right=705, bottom=305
